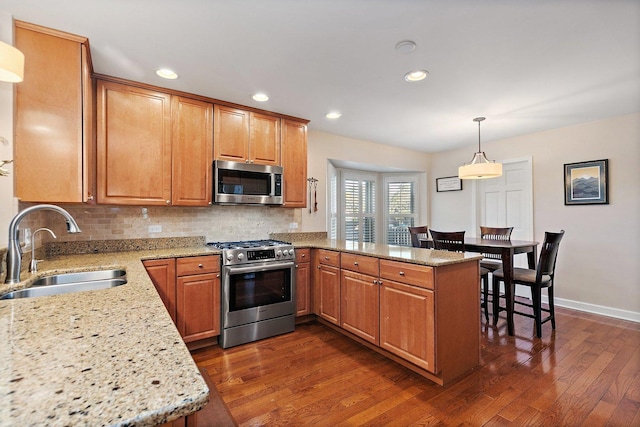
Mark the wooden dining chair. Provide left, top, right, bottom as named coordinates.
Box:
left=408, top=225, right=429, bottom=248
left=492, top=230, right=565, bottom=338
left=431, top=230, right=491, bottom=321
left=479, top=226, right=514, bottom=271
left=479, top=226, right=514, bottom=321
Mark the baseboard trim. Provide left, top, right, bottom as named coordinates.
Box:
left=541, top=295, right=640, bottom=323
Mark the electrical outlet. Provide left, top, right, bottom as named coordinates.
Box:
left=148, top=224, right=162, bottom=233
left=289, top=222, right=298, bottom=229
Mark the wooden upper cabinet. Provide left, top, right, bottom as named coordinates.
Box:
left=171, top=97, right=213, bottom=206
left=213, top=105, right=280, bottom=165
left=281, top=119, right=308, bottom=207
left=213, top=105, right=249, bottom=163
left=249, top=112, right=280, bottom=165
left=14, top=21, right=96, bottom=203
left=97, top=80, right=172, bottom=205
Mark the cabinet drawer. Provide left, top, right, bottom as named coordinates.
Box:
left=176, top=255, right=220, bottom=276
left=379, top=259, right=434, bottom=290
left=316, top=249, right=340, bottom=267
left=295, top=248, right=310, bottom=263
left=341, top=253, right=379, bottom=276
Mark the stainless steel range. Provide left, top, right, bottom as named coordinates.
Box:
left=207, top=239, right=296, bottom=348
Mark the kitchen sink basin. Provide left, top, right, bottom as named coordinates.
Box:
left=0, top=269, right=127, bottom=300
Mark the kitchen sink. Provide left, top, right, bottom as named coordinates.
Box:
left=0, top=269, right=127, bottom=300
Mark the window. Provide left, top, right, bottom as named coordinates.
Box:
left=343, top=172, right=376, bottom=243
left=330, top=167, right=422, bottom=246
left=384, top=176, right=418, bottom=246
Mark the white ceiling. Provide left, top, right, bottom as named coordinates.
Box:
left=1, top=0, right=639, bottom=153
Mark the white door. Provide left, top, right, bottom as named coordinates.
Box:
left=474, top=157, right=533, bottom=267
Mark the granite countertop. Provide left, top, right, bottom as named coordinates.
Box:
left=271, top=233, right=484, bottom=267
left=0, top=244, right=219, bottom=427
left=0, top=233, right=480, bottom=426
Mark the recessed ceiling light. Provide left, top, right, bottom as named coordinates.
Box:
left=156, top=68, right=178, bottom=79
left=326, top=111, right=342, bottom=119
left=395, top=40, right=416, bottom=53
left=252, top=93, right=269, bottom=102
left=404, top=70, right=428, bottom=82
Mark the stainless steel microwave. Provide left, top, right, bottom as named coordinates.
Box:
left=214, top=160, right=283, bottom=205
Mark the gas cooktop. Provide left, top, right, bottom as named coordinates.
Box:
left=206, top=239, right=291, bottom=250
left=206, top=239, right=295, bottom=265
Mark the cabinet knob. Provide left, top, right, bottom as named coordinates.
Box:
left=165, top=200, right=171, bottom=205
left=216, top=274, right=220, bottom=278
left=372, top=279, right=377, bottom=284
left=354, top=261, right=359, bottom=266
left=295, top=264, right=299, bottom=268
left=198, top=264, right=203, bottom=268
left=87, top=194, right=94, bottom=201
left=301, top=254, right=306, bottom=258
left=324, top=256, right=330, bottom=260
left=317, top=265, right=321, bottom=269
left=399, top=271, right=405, bottom=276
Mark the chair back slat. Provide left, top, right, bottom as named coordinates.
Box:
left=430, top=230, right=465, bottom=252
left=408, top=226, right=429, bottom=248
left=480, top=226, right=514, bottom=259
left=537, top=230, right=565, bottom=278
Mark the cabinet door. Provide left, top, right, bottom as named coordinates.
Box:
left=281, top=119, right=308, bottom=207
left=172, top=97, right=213, bottom=206
left=317, top=264, right=340, bottom=325
left=176, top=273, right=221, bottom=343
left=341, top=270, right=380, bottom=345
left=295, top=262, right=311, bottom=316
left=143, top=259, right=177, bottom=323
left=249, top=112, right=280, bottom=165
left=14, top=22, right=93, bottom=203
left=380, top=279, right=436, bottom=373
left=213, top=105, right=249, bottom=162
left=97, top=80, right=172, bottom=205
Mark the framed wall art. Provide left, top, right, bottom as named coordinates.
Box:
left=436, top=176, right=463, bottom=192
left=564, top=159, right=608, bottom=205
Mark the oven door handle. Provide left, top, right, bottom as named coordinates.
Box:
left=224, top=261, right=295, bottom=275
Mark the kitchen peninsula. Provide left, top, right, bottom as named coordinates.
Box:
left=0, top=235, right=482, bottom=425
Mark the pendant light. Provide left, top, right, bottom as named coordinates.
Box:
left=458, top=117, right=502, bottom=180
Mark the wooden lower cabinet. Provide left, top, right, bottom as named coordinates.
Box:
left=313, top=250, right=341, bottom=325
left=143, top=258, right=177, bottom=322
left=312, top=250, right=480, bottom=385
left=340, top=270, right=380, bottom=345
left=176, top=256, right=221, bottom=343
left=295, top=249, right=311, bottom=316
left=143, top=256, right=221, bottom=344
left=379, top=279, right=435, bottom=372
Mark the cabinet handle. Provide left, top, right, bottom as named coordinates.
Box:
left=198, top=264, right=203, bottom=268
left=354, top=261, right=358, bottom=266
left=399, top=271, right=405, bottom=276
left=324, top=256, right=330, bottom=260
left=216, top=274, right=220, bottom=278
left=317, top=265, right=321, bottom=269
left=301, top=254, right=306, bottom=258
left=372, top=279, right=377, bottom=284
left=295, top=264, right=299, bottom=268
left=87, top=194, right=94, bottom=201
left=165, top=200, right=171, bottom=205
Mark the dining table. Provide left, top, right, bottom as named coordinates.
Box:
left=419, top=237, right=540, bottom=336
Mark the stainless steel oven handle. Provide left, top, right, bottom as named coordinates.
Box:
left=224, top=261, right=295, bottom=275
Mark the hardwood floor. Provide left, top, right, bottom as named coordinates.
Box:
left=192, top=307, right=640, bottom=426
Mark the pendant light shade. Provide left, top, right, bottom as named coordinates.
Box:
left=458, top=117, right=502, bottom=180
left=0, top=41, right=24, bottom=83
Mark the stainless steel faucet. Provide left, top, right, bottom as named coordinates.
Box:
left=5, top=204, right=81, bottom=284
left=29, top=228, right=57, bottom=274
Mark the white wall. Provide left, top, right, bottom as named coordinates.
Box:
left=303, top=130, right=431, bottom=232
left=430, top=113, right=640, bottom=319
left=0, top=13, right=17, bottom=235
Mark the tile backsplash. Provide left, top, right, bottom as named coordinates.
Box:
left=17, top=203, right=300, bottom=245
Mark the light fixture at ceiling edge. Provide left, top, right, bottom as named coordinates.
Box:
left=458, top=117, right=503, bottom=180
left=0, top=41, right=24, bottom=83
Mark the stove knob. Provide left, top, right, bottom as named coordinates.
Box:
left=237, top=253, right=245, bottom=261
left=276, top=250, right=283, bottom=257
left=226, top=253, right=234, bottom=262
left=289, top=249, right=295, bottom=257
